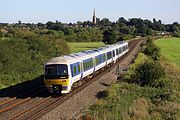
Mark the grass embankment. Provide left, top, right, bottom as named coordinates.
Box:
left=85, top=48, right=180, bottom=119
left=67, top=42, right=105, bottom=53
left=156, top=37, right=180, bottom=67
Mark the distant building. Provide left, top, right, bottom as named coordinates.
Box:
left=92, top=9, right=96, bottom=25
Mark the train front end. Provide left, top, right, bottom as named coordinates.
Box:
left=44, top=64, right=71, bottom=94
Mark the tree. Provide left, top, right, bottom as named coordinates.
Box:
left=111, top=22, right=119, bottom=31
left=77, top=21, right=83, bottom=27
left=117, top=17, right=127, bottom=24
left=119, top=26, right=131, bottom=34
left=100, top=18, right=111, bottom=27
left=102, top=29, right=117, bottom=44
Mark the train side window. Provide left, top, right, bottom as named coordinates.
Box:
left=95, top=57, right=98, bottom=65
left=71, top=62, right=80, bottom=77
left=87, top=61, right=89, bottom=68
left=101, top=54, right=105, bottom=62
left=73, top=66, right=77, bottom=75
left=116, top=49, right=119, bottom=55
left=119, top=48, right=121, bottom=54
left=83, top=62, right=86, bottom=70
left=107, top=51, right=112, bottom=60
left=83, top=58, right=93, bottom=71
left=90, top=59, right=93, bottom=67
left=113, top=50, right=115, bottom=57
left=104, top=54, right=106, bottom=61
left=95, top=55, right=101, bottom=65
left=78, top=64, right=80, bottom=73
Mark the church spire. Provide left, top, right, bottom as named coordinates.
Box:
left=93, top=9, right=96, bottom=25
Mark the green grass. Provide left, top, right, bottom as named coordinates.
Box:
left=155, top=37, right=180, bottom=67
left=67, top=42, right=105, bottom=53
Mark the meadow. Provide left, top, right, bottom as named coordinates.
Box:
left=155, top=37, right=180, bottom=67
left=67, top=42, right=105, bottom=53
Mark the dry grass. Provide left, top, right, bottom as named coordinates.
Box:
left=127, top=98, right=149, bottom=120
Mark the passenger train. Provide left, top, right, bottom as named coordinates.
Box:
left=44, top=41, right=129, bottom=94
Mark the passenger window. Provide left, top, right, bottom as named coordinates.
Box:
left=102, top=54, right=105, bottom=61
left=74, top=66, right=76, bottom=75
left=78, top=64, right=80, bottom=73
left=116, top=49, right=119, bottom=55
left=113, top=50, right=115, bottom=57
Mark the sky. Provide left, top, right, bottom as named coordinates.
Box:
left=0, top=0, right=179, bottom=24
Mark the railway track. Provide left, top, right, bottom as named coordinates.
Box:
left=0, top=39, right=144, bottom=120
left=0, top=85, right=44, bottom=106
left=0, top=85, right=48, bottom=119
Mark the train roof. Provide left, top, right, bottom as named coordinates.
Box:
left=46, top=41, right=128, bottom=65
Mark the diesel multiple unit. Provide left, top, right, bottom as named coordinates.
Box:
left=44, top=41, right=129, bottom=94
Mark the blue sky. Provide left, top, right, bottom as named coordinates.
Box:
left=0, top=0, right=179, bottom=24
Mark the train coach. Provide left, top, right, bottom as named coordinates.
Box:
left=44, top=41, right=129, bottom=94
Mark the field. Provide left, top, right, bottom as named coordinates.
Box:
left=67, top=42, right=105, bottom=53
left=155, top=37, right=180, bottom=67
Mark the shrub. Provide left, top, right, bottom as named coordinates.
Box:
left=134, top=60, right=165, bottom=87
left=0, top=38, right=70, bottom=88
left=144, top=38, right=160, bottom=60
left=173, top=32, right=180, bottom=38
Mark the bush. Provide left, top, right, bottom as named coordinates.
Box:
left=173, top=32, right=180, bottom=38
left=134, top=60, right=165, bottom=87
left=0, top=38, right=70, bottom=87
left=144, top=38, right=160, bottom=60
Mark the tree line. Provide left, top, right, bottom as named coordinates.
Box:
left=0, top=17, right=179, bottom=44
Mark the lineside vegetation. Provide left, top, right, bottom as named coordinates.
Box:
left=0, top=37, right=70, bottom=89
left=84, top=38, right=180, bottom=120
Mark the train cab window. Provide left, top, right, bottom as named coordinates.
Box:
left=45, top=64, right=68, bottom=79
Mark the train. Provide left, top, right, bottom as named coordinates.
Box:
left=44, top=41, right=129, bottom=94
